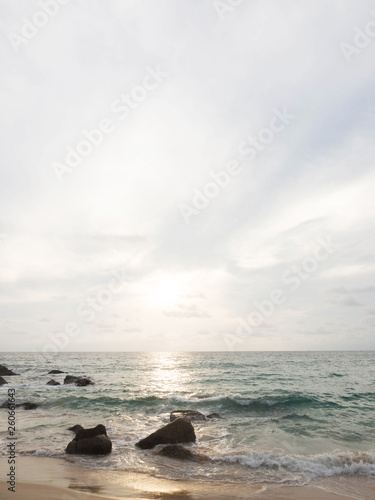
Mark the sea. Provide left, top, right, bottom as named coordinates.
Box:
left=0, top=351, right=374, bottom=487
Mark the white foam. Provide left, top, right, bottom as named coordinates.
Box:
left=215, top=450, right=375, bottom=480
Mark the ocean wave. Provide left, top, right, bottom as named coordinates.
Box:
left=216, top=450, right=375, bottom=479
left=279, top=413, right=322, bottom=422
left=171, top=394, right=340, bottom=411
left=43, top=395, right=163, bottom=409
left=169, top=393, right=323, bottom=409
left=39, top=393, right=340, bottom=412
left=340, top=392, right=375, bottom=402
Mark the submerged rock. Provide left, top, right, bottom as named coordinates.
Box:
left=206, top=413, right=222, bottom=419
left=158, top=444, right=210, bottom=463
left=0, top=377, right=8, bottom=385
left=0, top=401, right=38, bottom=410
left=48, top=369, right=65, bottom=374
left=0, top=364, right=19, bottom=376
left=136, top=417, right=196, bottom=450
left=23, top=402, right=38, bottom=410
left=46, top=379, right=60, bottom=386
left=158, top=444, right=195, bottom=460
left=170, top=410, right=206, bottom=422
left=65, top=424, right=111, bottom=455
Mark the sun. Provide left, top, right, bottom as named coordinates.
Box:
left=147, top=275, right=185, bottom=307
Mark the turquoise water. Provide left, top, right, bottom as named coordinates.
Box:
left=0, top=351, right=374, bottom=485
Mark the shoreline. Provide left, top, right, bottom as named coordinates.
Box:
left=1, top=456, right=374, bottom=500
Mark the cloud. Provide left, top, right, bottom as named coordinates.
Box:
left=339, top=296, right=363, bottom=307
left=1, top=0, right=375, bottom=350
left=163, top=304, right=211, bottom=318
left=330, top=285, right=375, bottom=294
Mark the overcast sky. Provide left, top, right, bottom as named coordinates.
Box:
left=1, top=0, right=375, bottom=352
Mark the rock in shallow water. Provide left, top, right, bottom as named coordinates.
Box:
left=75, top=377, right=94, bottom=386
left=158, top=444, right=195, bottom=460
left=63, top=375, right=94, bottom=386
left=0, top=401, right=38, bottom=410
left=68, top=424, right=84, bottom=434
left=0, top=364, right=19, bottom=376
left=0, top=376, right=8, bottom=385
left=158, top=444, right=210, bottom=463
left=46, top=379, right=60, bottom=386
left=63, top=375, right=77, bottom=384
left=136, top=417, right=196, bottom=449
left=206, top=413, right=222, bottom=419
left=65, top=424, right=112, bottom=455
left=75, top=424, right=107, bottom=440
left=48, top=369, right=65, bottom=374
left=66, top=435, right=112, bottom=455
left=170, top=410, right=206, bottom=422
left=23, top=402, right=38, bottom=410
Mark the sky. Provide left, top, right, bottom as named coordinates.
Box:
left=1, top=0, right=375, bottom=352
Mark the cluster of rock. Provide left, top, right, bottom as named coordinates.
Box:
left=0, top=364, right=94, bottom=411
left=45, top=371, right=94, bottom=387
left=65, top=409, right=220, bottom=460
left=0, top=364, right=37, bottom=410
left=1, top=363, right=217, bottom=462
left=0, top=364, right=36, bottom=409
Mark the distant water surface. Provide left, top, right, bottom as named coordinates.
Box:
left=0, top=351, right=374, bottom=485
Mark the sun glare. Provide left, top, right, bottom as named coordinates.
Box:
left=147, top=275, right=185, bottom=307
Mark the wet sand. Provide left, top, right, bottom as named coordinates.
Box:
left=0, top=456, right=374, bottom=499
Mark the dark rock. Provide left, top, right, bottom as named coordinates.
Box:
left=0, top=364, right=19, bottom=376
left=65, top=424, right=111, bottom=455
left=170, top=410, right=206, bottom=422
left=0, top=377, right=8, bottom=385
left=1, top=401, right=38, bottom=410
left=136, top=417, right=196, bottom=450
left=75, top=377, right=94, bottom=387
left=64, top=375, right=94, bottom=386
left=64, top=375, right=78, bottom=384
left=23, top=402, right=38, bottom=410
left=66, top=435, right=112, bottom=455
left=65, top=440, right=77, bottom=454
left=68, top=424, right=84, bottom=434
left=158, top=444, right=210, bottom=464
left=47, top=379, right=60, bottom=386
left=75, top=424, right=107, bottom=441
left=206, top=413, right=222, bottom=419
left=48, top=370, right=65, bottom=374
left=159, top=444, right=195, bottom=460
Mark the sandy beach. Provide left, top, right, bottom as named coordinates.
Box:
left=0, top=456, right=374, bottom=500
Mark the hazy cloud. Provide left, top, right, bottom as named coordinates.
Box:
left=1, top=0, right=375, bottom=351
